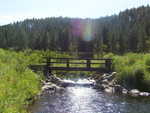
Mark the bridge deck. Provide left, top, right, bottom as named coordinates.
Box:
left=30, top=65, right=108, bottom=72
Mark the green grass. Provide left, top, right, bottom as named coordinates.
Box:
left=0, top=49, right=42, bottom=113
left=111, top=53, right=150, bottom=91
left=2, top=48, right=150, bottom=113
left=0, top=49, right=77, bottom=113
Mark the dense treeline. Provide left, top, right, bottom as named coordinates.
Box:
left=0, top=5, right=150, bottom=54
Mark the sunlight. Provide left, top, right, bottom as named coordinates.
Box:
left=71, top=19, right=93, bottom=41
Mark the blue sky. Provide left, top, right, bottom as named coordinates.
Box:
left=0, top=0, right=150, bottom=25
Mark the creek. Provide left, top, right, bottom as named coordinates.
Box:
left=30, top=79, right=150, bottom=113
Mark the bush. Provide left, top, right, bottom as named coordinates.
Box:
left=112, top=53, right=150, bottom=91
left=0, top=49, right=41, bottom=113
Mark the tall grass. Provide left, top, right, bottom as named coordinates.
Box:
left=112, top=53, right=150, bottom=91
left=0, top=49, right=42, bottom=113
left=0, top=49, right=78, bottom=113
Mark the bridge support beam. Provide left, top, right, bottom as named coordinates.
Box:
left=43, top=58, right=52, bottom=78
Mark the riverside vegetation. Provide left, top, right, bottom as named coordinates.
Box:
left=0, top=49, right=42, bottom=113
left=1, top=48, right=150, bottom=112
left=0, top=49, right=72, bottom=113
left=1, top=5, right=150, bottom=113
left=104, top=53, right=150, bottom=92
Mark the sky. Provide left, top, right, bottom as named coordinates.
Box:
left=0, top=0, right=150, bottom=25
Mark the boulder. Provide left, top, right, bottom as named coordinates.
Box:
left=104, top=87, right=113, bottom=93
left=111, top=72, right=117, bottom=77
left=100, top=84, right=109, bottom=90
left=113, top=85, right=123, bottom=94
left=101, top=79, right=109, bottom=85
left=108, top=78, right=117, bottom=86
left=47, top=74, right=63, bottom=85
left=122, top=88, right=128, bottom=94
left=102, top=75, right=115, bottom=82
left=102, top=73, right=110, bottom=78
left=42, top=84, right=56, bottom=92
left=129, top=89, right=140, bottom=96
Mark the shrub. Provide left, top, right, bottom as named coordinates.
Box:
left=0, top=49, right=41, bottom=113
left=112, top=53, right=150, bottom=91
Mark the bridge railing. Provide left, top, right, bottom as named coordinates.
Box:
left=29, top=57, right=112, bottom=77
left=43, top=57, right=112, bottom=71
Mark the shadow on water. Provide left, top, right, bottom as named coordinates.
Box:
left=30, top=79, right=150, bottom=113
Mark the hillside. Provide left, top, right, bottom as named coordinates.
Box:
left=0, top=5, right=150, bottom=54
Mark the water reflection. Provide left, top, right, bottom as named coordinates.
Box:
left=30, top=79, right=150, bottom=113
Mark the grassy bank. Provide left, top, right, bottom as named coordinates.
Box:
left=0, top=49, right=43, bottom=113
left=0, top=49, right=74, bottom=113
left=104, top=53, right=150, bottom=92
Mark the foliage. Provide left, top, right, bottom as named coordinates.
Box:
left=113, top=53, right=150, bottom=91
left=0, top=49, right=42, bottom=113
left=0, top=6, right=150, bottom=55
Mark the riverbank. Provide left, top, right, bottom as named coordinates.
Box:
left=106, top=53, right=150, bottom=92
left=0, top=49, right=42, bottom=113
left=92, top=72, right=150, bottom=97
left=40, top=70, right=150, bottom=98
left=0, top=49, right=83, bottom=113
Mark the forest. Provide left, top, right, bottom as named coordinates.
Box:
left=1, top=5, right=150, bottom=113
left=0, top=6, right=150, bottom=55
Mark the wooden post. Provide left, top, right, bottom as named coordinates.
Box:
left=48, top=58, right=51, bottom=75
left=66, top=59, right=70, bottom=68
left=105, top=59, right=112, bottom=72
left=87, top=59, right=91, bottom=68
left=44, top=57, right=51, bottom=78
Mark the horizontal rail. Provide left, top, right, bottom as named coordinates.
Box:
left=43, top=62, right=106, bottom=65
left=29, top=65, right=108, bottom=72
left=43, top=57, right=112, bottom=60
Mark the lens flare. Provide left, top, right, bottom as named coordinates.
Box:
left=83, top=21, right=92, bottom=41
left=71, top=19, right=93, bottom=41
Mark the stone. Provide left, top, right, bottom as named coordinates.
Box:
left=102, top=73, right=110, bottom=78
left=48, top=75, right=63, bottom=85
left=113, top=85, right=123, bottom=94
left=129, top=89, right=140, bottom=96
left=101, top=84, right=109, bottom=90
left=122, top=88, right=128, bottom=94
left=139, top=92, right=150, bottom=96
left=104, top=87, right=113, bottom=93
left=101, top=79, right=109, bottom=85
left=101, top=72, right=117, bottom=82
left=42, top=84, right=56, bottom=91
left=108, top=78, right=117, bottom=86
left=103, top=75, right=114, bottom=81
left=44, top=82, right=52, bottom=85
left=111, top=72, right=117, bottom=77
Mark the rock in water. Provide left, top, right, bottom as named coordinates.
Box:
left=104, top=87, right=113, bottom=93
left=122, top=88, right=128, bottom=94
left=139, top=92, right=150, bottom=96
left=113, top=85, right=123, bottom=94
left=129, top=89, right=140, bottom=96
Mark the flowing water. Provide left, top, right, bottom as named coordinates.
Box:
left=30, top=79, right=150, bottom=113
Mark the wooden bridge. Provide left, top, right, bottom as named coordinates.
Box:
left=30, top=57, right=112, bottom=77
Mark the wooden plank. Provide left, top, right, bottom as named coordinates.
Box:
left=43, top=62, right=105, bottom=65
left=29, top=57, right=112, bottom=73
left=29, top=65, right=107, bottom=71
left=48, top=67, right=107, bottom=72
left=43, top=57, right=112, bottom=60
